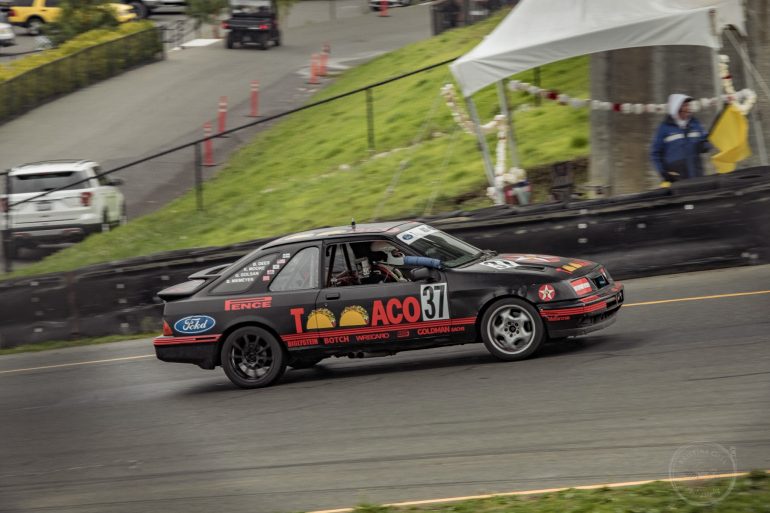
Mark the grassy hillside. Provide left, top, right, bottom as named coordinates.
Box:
left=9, top=10, right=590, bottom=278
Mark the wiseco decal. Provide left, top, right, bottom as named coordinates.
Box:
left=224, top=296, right=273, bottom=311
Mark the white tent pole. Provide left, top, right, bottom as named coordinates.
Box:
left=464, top=95, right=504, bottom=204
left=496, top=80, right=520, bottom=168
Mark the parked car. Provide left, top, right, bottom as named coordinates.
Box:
left=7, top=0, right=136, bottom=35
left=0, top=11, right=15, bottom=47
left=154, top=221, right=624, bottom=388
left=0, top=160, right=125, bottom=258
left=122, top=0, right=186, bottom=19
left=369, top=0, right=414, bottom=11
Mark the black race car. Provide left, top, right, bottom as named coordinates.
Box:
left=154, top=222, right=624, bottom=388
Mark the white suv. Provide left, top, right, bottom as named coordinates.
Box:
left=1, top=160, right=125, bottom=257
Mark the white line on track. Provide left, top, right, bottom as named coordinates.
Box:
left=0, top=354, right=154, bottom=375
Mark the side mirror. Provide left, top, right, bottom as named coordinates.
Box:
left=410, top=267, right=437, bottom=282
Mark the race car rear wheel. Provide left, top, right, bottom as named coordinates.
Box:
left=480, top=298, right=544, bottom=361
left=221, top=326, right=286, bottom=388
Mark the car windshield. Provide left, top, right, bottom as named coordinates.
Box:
left=11, top=171, right=91, bottom=194
left=398, top=225, right=483, bottom=268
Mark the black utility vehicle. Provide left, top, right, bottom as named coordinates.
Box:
left=222, top=0, right=280, bottom=50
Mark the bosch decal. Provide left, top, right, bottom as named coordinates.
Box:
left=224, top=296, right=272, bottom=311
left=174, top=315, right=216, bottom=334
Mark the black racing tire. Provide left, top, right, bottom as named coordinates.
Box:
left=226, top=33, right=235, bottom=49
left=221, top=326, right=286, bottom=388
left=288, top=355, right=323, bottom=370
left=26, top=17, right=44, bottom=36
left=480, top=297, right=545, bottom=361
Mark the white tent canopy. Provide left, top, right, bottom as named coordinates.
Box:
left=450, top=0, right=745, bottom=97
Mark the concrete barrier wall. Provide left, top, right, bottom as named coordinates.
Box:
left=1, top=167, right=768, bottom=348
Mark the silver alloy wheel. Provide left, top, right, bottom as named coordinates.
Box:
left=229, top=331, right=273, bottom=380
left=486, top=304, right=537, bottom=355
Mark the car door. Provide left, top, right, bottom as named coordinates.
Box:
left=314, top=239, right=454, bottom=350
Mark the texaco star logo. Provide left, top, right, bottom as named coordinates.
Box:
left=538, top=284, right=555, bottom=301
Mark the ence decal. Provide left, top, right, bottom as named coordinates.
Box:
left=538, top=284, right=555, bottom=301
left=174, top=315, right=216, bottom=334
left=224, top=296, right=272, bottom=311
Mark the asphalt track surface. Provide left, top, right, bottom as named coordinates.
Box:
left=1, top=264, right=769, bottom=512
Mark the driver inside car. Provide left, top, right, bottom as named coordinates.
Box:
left=369, top=241, right=407, bottom=283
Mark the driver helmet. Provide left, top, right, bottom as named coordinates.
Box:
left=370, top=241, right=405, bottom=266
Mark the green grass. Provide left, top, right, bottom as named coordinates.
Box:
left=0, top=332, right=156, bottom=355
left=6, top=10, right=590, bottom=279
left=346, top=473, right=770, bottom=513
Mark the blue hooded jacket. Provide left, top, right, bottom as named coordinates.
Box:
left=650, top=94, right=712, bottom=180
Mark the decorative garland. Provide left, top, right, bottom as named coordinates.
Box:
left=441, top=84, right=528, bottom=203
left=442, top=54, right=755, bottom=204
left=507, top=55, right=756, bottom=115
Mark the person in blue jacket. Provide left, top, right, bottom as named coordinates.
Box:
left=650, top=94, right=713, bottom=184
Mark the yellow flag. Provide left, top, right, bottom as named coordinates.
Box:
left=708, top=104, right=751, bottom=173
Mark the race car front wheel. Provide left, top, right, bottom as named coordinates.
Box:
left=480, top=298, right=544, bottom=361
left=221, top=326, right=286, bottom=388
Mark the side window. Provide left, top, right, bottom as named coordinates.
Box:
left=326, top=240, right=413, bottom=287
left=270, top=247, right=319, bottom=292
left=210, top=253, right=279, bottom=295
left=46, top=0, right=61, bottom=6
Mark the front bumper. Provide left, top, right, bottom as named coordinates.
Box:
left=153, top=334, right=221, bottom=369
left=539, top=282, right=624, bottom=338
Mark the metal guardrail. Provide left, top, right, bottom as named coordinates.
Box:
left=1, top=167, right=768, bottom=347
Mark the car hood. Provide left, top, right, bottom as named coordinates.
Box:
left=461, top=253, right=598, bottom=278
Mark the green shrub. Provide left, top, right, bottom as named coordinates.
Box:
left=0, top=22, right=161, bottom=122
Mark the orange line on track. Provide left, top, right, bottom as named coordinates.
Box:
left=306, top=471, right=769, bottom=513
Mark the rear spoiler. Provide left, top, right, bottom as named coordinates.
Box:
left=157, top=263, right=233, bottom=301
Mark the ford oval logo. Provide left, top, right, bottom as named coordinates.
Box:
left=174, top=315, right=216, bottom=334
